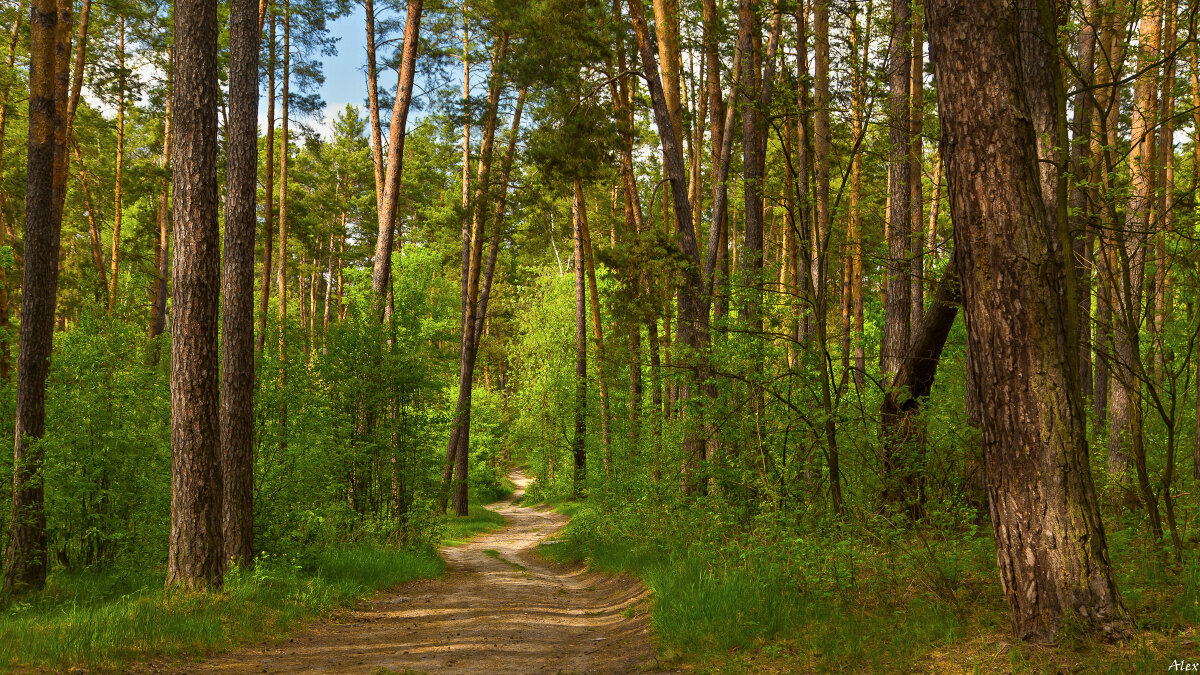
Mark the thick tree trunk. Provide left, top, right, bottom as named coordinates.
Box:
left=927, top=0, right=1129, bottom=642
left=3, top=0, right=59, bottom=594
left=220, top=0, right=260, bottom=570
left=166, top=0, right=223, bottom=590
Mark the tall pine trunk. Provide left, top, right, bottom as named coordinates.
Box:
left=220, top=0, right=261, bottom=570
left=166, top=0, right=223, bottom=590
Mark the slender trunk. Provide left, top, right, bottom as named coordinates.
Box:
left=109, top=16, right=125, bottom=310
left=364, top=0, right=384, bottom=207
left=629, top=0, right=710, bottom=492
left=573, top=178, right=588, bottom=497
left=150, top=53, right=173, bottom=344
left=1072, top=0, right=1098, bottom=402
left=0, top=1, right=23, bottom=381
left=580, top=191, right=612, bottom=474
left=276, top=0, right=290, bottom=452
left=73, top=140, right=108, bottom=299
left=257, top=12, right=276, bottom=353
left=371, top=0, right=423, bottom=319
left=1109, top=1, right=1160, bottom=476
left=883, top=0, right=912, bottom=378
left=909, top=6, right=924, bottom=332
left=444, top=37, right=510, bottom=516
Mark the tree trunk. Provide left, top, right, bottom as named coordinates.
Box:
left=572, top=178, right=588, bottom=497
left=256, top=12, right=276, bottom=354
left=443, top=37, right=510, bottom=516
left=166, top=0, right=223, bottom=590
left=1109, top=0, right=1160, bottom=476
left=883, top=0, right=912, bottom=378
left=364, top=0, right=384, bottom=207
left=3, top=0, right=60, bottom=594
left=150, top=52, right=173, bottom=345
left=629, top=0, right=710, bottom=493
left=220, top=0, right=260, bottom=570
left=1071, top=0, right=1098, bottom=402
left=109, top=16, right=125, bottom=310
left=926, top=0, right=1130, bottom=642
left=909, top=6, right=924, bottom=332
left=371, top=0, right=423, bottom=319
left=0, top=2, right=23, bottom=381
left=580, top=190, right=613, bottom=474
left=276, top=0, right=290, bottom=453
left=881, top=252, right=960, bottom=518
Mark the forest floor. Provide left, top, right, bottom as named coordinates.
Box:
left=139, top=471, right=666, bottom=675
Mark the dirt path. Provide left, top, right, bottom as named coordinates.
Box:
left=175, top=472, right=661, bottom=674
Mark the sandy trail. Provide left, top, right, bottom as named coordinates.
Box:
left=170, top=471, right=660, bottom=674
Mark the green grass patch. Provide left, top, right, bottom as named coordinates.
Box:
left=441, top=502, right=508, bottom=545
left=0, top=545, right=443, bottom=673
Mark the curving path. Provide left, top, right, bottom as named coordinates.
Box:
left=176, top=471, right=661, bottom=674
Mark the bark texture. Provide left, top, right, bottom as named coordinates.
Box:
left=926, top=0, right=1129, bottom=642
left=166, top=0, right=223, bottom=590
left=4, top=0, right=59, bottom=594
left=220, top=0, right=260, bottom=569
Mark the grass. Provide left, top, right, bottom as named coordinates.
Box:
left=441, top=502, right=509, bottom=545
left=0, top=545, right=444, bottom=673
left=536, top=499, right=1200, bottom=673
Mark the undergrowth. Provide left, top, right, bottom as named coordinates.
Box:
left=0, top=545, right=443, bottom=673
left=536, top=494, right=1199, bottom=672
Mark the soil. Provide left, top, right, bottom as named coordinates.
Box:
left=146, top=471, right=664, bottom=674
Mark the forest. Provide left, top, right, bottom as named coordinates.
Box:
left=0, top=0, right=1199, bottom=670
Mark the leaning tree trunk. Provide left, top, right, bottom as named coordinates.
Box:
left=370, top=0, right=422, bottom=319
left=166, top=0, right=224, bottom=590
left=880, top=251, right=961, bottom=519
left=926, top=0, right=1129, bottom=642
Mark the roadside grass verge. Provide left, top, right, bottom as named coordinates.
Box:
left=0, top=545, right=443, bottom=673
left=441, top=502, right=508, bottom=545
left=536, top=500, right=1194, bottom=673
